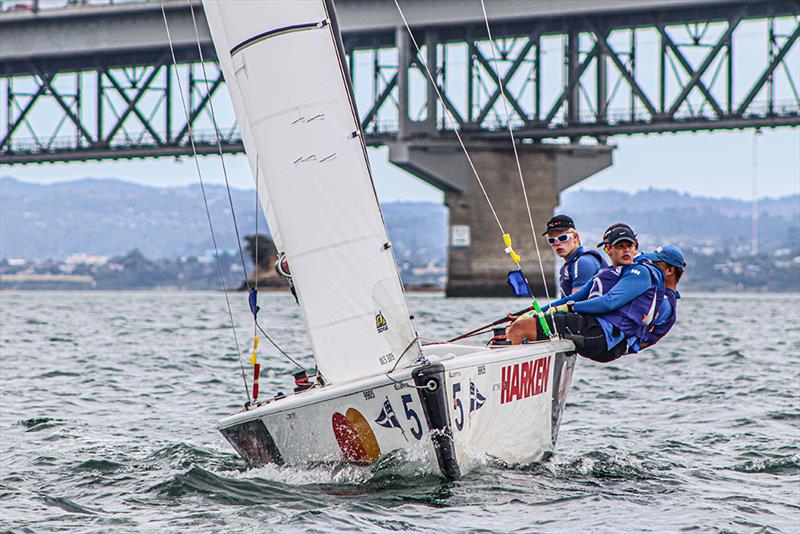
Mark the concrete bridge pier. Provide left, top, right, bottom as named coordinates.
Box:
left=388, top=140, right=613, bottom=297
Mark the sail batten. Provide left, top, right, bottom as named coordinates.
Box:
left=230, top=20, right=328, bottom=56
left=203, top=0, right=421, bottom=384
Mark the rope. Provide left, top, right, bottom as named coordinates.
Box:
left=187, top=1, right=250, bottom=280
left=478, top=0, right=558, bottom=337
left=254, top=155, right=259, bottom=343
left=248, top=159, right=303, bottom=371
left=394, top=0, right=557, bottom=338
left=189, top=2, right=302, bottom=377
left=255, top=321, right=305, bottom=370
left=160, top=1, right=251, bottom=403
left=392, top=0, right=506, bottom=238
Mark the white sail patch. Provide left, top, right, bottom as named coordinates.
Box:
left=203, top=0, right=421, bottom=384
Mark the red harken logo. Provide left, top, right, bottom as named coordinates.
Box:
left=500, top=356, right=552, bottom=404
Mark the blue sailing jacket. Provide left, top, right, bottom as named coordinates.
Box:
left=546, top=260, right=665, bottom=353
left=559, top=246, right=607, bottom=297
left=642, top=288, right=680, bottom=348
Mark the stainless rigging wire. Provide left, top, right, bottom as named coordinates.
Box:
left=190, top=5, right=302, bottom=373
left=478, top=0, right=558, bottom=336
left=255, top=321, right=305, bottom=370
left=187, top=1, right=250, bottom=280
left=393, top=0, right=558, bottom=337
left=392, top=0, right=507, bottom=240
left=249, top=162, right=302, bottom=371
left=160, top=1, right=251, bottom=402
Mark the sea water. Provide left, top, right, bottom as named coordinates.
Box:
left=1, top=291, right=798, bottom=532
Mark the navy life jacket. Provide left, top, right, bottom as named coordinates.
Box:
left=559, top=247, right=607, bottom=296
left=587, top=259, right=665, bottom=353
left=642, top=287, right=679, bottom=348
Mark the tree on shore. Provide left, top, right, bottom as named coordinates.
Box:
left=244, top=234, right=277, bottom=271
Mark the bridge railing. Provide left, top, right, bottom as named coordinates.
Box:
left=365, top=99, right=799, bottom=134
left=4, top=126, right=239, bottom=154
left=1, top=1, right=798, bottom=163
left=5, top=98, right=796, bottom=157
left=1, top=0, right=152, bottom=13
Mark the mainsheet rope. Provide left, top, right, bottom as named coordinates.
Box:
left=160, top=1, right=251, bottom=403
left=478, top=0, right=558, bottom=337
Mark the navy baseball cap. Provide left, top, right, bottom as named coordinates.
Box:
left=643, top=245, right=687, bottom=268
left=542, top=214, right=575, bottom=235
left=597, top=224, right=637, bottom=247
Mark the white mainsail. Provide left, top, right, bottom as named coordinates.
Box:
left=203, top=0, right=421, bottom=384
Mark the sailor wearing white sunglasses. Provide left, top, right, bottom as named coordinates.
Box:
left=543, top=214, right=606, bottom=297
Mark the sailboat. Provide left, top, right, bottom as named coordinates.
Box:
left=202, top=0, right=576, bottom=479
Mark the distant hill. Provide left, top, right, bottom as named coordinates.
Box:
left=2, top=177, right=798, bottom=261
left=2, top=177, right=798, bottom=291
left=559, top=188, right=799, bottom=254
left=0, top=177, right=448, bottom=267
left=1, top=177, right=255, bottom=260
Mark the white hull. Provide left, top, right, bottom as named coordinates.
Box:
left=219, top=339, right=576, bottom=479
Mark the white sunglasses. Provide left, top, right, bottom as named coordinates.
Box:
left=547, top=233, right=573, bottom=245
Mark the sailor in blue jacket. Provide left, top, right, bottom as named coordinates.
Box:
left=507, top=224, right=664, bottom=363
left=637, top=245, right=686, bottom=349
left=543, top=214, right=607, bottom=296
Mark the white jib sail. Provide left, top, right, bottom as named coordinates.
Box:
left=203, top=0, right=421, bottom=384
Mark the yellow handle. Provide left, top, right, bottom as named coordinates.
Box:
left=502, top=233, right=521, bottom=264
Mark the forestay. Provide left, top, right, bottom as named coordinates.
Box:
left=202, top=0, right=421, bottom=384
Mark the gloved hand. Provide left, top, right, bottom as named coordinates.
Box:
left=548, top=303, right=571, bottom=314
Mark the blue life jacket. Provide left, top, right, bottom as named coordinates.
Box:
left=559, top=247, right=607, bottom=296
left=643, top=287, right=679, bottom=348
left=588, top=260, right=665, bottom=352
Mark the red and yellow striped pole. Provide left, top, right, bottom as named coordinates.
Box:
left=252, top=363, right=261, bottom=400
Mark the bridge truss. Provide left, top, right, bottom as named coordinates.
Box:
left=1, top=1, right=798, bottom=164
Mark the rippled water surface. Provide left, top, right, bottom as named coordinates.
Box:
left=1, top=291, right=798, bottom=532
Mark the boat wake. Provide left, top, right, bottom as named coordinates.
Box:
left=232, top=443, right=440, bottom=484
left=540, top=450, right=665, bottom=481
left=151, top=445, right=443, bottom=505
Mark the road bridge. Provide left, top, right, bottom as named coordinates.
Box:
left=2, top=0, right=798, bottom=295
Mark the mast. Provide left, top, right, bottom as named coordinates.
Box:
left=202, top=0, right=421, bottom=384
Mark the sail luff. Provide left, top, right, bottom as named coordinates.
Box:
left=320, top=0, right=421, bottom=360
left=321, top=0, right=405, bottom=284
left=202, top=0, right=421, bottom=384
left=201, top=1, right=285, bottom=252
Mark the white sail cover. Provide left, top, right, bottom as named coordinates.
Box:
left=203, top=0, right=421, bottom=384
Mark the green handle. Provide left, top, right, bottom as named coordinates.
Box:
left=531, top=301, right=551, bottom=338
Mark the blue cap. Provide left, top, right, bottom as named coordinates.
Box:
left=643, top=245, right=686, bottom=268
